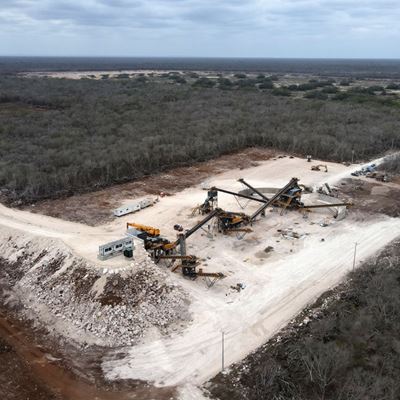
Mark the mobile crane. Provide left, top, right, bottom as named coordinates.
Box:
left=126, top=222, right=160, bottom=237
left=127, top=209, right=224, bottom=279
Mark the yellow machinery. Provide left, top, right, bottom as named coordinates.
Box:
left=127, top=210, right=225, bottom=280
left=311, top=164, right=328, bottom=172
left=126, top=222, right=160, bottom=237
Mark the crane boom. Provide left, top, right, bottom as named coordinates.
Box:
left=126, top=222, right=160, bottom=237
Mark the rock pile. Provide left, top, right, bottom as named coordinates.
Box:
left=0, top=228, right=191, bottom=347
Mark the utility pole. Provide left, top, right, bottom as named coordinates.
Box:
left=351, top=149, right=355, bottom=164
left=353, top=242, right=358, bottom=270
left=222, top=331, right=225, bottom=372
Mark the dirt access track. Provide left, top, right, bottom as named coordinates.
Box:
left=0, top=155, right=399, bottom=399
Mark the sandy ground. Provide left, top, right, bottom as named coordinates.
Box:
left=23, top=70, right=167, bottom=79
left=23, top=70, right=217, bottom=80
left=0, top=155, right=399, bottom=399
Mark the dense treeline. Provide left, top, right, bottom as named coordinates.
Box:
left=210, top=240, right=400, bottom=400
left=0, top=76, right=399, bottom=203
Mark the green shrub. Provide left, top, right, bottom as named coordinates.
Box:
left=259, top=81, right=274, bottom=90
left=386, top=83, right=400, bottom=90
left=304, top=90, right=328, bottom=100
left=321, top=86, right=339, bottom=94
left=192, top=77, right=216, bottom=88
left=272, top=87, right=291, bottom=96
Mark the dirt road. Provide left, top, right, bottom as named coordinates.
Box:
left=103, top=217, right=399, bottom=389
left=0, top=310, right=176, bottom=400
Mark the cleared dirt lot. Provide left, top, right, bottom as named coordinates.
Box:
left=0, top=154, right=399, bottom=399
left=22, top=148, right=275, bottom=226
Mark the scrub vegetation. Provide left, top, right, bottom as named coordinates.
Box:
left=379, top=154, right=400, bottom=173
left=0, top=76, right=399, bottom=204
left=209, top=239, right=400, bottom=400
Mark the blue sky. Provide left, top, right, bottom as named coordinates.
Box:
left=0, top=0, right=399, bottom=58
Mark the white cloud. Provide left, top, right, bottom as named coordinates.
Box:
left=0, top=0, right=399, bottom=57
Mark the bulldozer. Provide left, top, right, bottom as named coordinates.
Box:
left=311, top=164, right=328, bottom=172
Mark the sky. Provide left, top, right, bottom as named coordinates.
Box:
left=0, top=0, right=399, bottom=58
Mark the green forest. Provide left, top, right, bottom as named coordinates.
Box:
left=0, top=76, right=399, bottom=203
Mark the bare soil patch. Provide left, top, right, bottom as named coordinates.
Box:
left=0, top=334, right=59, bottom=400
left=22, top=148, right=276, bottom=226
left=338, top=177, right=400, bottom=217
left=0, top=310, right=177, bottom=400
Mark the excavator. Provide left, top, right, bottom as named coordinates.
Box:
left=311, top=164, right=328, bottom=172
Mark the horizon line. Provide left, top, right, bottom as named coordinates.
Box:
left=1, top=55, right=400, bottom=61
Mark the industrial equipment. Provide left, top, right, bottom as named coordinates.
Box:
left=205, top=179, right=304, bottom=226
left=216, top=210, right=251, bottom=233
left=126, top=222, right=160, bottom=237
left=299, top=184, right=313, bottom=193
left=366, top=172, right=389, bottom=182
left=207, top=177, right=352, bottom=221
left=191, top=189, right=218, bottom=215
left=311, top=164, right=328, bottom=172
left=239, top=178, right=304, bottom=220
left=210, top=186, right=267, bottom=204
left=128, top=209, right=224, bottom=280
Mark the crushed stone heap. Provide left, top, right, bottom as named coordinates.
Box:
left=0, top=228, right=191, bottom=347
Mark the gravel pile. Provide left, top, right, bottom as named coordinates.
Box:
left=0, top=228, right=191, bottom=347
